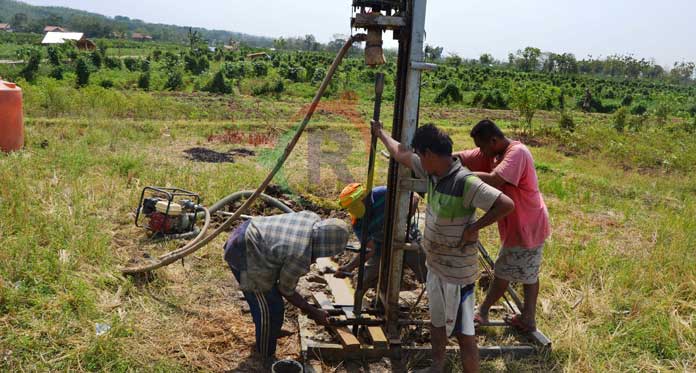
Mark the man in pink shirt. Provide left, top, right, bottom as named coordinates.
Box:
left=455, top=119, right=550, bottom=332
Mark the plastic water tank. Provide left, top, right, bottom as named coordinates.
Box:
left=0, top=79, right=24, bottom=152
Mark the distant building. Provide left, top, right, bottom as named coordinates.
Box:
left=43, top=25, right=66, bottom=33
left=41, top=32, right=96, bottom=50
left=131, top=32, right=153, bottom=41
left=246, top=52, right=271, bottom=60
left=0, top=23, right=12, bottom=32
left=223, top=41, right=240, bottom=51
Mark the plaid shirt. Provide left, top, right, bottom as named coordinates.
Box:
left=241, top=211, right=320, bottom=296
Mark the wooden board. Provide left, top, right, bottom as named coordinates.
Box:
left=364, top=314, right=388, bottom=348
left=324, top=275, right=355, bottom=306
left=312, top=293, right=360, bottom=352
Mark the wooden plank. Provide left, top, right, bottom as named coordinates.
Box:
left=311, top=293, right=360, bottom=352
left=324, top=273, right=355, bottom=306
left=364, top=315, right=388, bottom=348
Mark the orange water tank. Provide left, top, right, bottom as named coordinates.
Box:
left=0, top=80, right=24, bottom=152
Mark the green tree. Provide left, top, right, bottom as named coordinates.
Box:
left=510, top=82, right=550, bottom=134
left=75, top=56, right=90, bottom=87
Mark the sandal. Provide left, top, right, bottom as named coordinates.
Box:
left=503, top=313, right=536, bottom=333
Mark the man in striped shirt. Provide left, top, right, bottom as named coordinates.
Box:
left=373, top=121, right=514, bottom=373
left=223, top=211, right=350, bottom=364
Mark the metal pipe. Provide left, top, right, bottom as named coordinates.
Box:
left=353, top=72, right=385, bottom=333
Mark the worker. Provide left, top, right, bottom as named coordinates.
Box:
left=334, top=183, right=427, bottom=287
left=455, top=119, right=550, bottom=333
left=372, top=121, right=515, bottom=373
left=223, top=211, right=350, bottom=364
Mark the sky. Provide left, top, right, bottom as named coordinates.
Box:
left=22, top=0, right=696, bottom=67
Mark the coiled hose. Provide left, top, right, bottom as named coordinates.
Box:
left=121, top=34, right=366, bottom=275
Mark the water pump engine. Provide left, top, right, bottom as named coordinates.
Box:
left=135, top=187, right=201, bottom=237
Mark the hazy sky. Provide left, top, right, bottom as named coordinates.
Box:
left=23, top=0, right=696, bottom=67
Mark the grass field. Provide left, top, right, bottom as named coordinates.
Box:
left=1, top=87, right=695, bottom=372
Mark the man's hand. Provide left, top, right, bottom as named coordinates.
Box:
left=371, top=119, right=383, bottom=137
left=333, top=266, right=354, bottom=279
left=461, top=227, right=479, bottom=245
left=308, top=308, right=330, bottom=326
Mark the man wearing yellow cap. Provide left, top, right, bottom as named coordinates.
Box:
left=337, top=183, right=427, bottom=288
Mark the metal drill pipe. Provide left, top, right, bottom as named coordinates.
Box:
left=353, top=72, right=385, bottom=334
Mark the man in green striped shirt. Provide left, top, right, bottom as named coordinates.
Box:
left=373, top=121, right=514, bottom=373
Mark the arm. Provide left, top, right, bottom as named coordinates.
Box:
left=462, top=193, right=515, bottom=243
left=372, top=120, right=414, bottom=169
left=337, top=241, right=376, bottom=274
left=474, top=171, right=506, bottom=189
left=283, top=292, right=329, bottom=326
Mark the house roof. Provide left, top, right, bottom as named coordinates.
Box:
left=43, top=25, right=66, bottom=32
left=131, top=32, right=152, bottom=39
left=0, top=23, right=11, bottom=30
left=41, top=32, right=84, bottom=44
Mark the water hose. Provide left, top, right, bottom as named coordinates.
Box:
left=121, top=34, right=366, bottom=275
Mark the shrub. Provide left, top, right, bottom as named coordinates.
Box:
left=20, top=48, right=41, bottom=81
left=164, top=70, right=184, bottom=91
left=75, top=57, right=90, bottom=87
left=251, top=79, right=284, bottom=97
left=559, top=110, right=575, bottom=132
left=104, top=56, right=122, bottom=70
left=434, top=83, right=463, bottom=104
left=612, top=107, right=628, bottom=132
left=628, top=114, right=646, bottom=132
left=630, top=103, right=648, bottom=115
left=654, top=100, right=672, bottom=126
left=621, top=95, right=633, bottom=107
left=47, top=46, right=62, bottom=66
left=50, top=66, right=64, bottom=80
left=137, top=72, right=150, bottom=91
left=253, top=61, right=269, bottom=77
left=184, top=53, right=209, bottom=75
left=312, top=67, right=327, bottom=84
left=91, top=51, right=103, bottom=69
left=124, top=57, right=138, bottom=71
left=204, top=70, right=233, bottom=94
left=472, top=89, right=508, bottom=109
left=99, top=79, right=114, bottom=89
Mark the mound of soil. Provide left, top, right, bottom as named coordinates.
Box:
left=183, top=147, right=255, bottom=163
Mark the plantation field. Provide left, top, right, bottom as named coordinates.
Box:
left=1, top=36, right=696, bottom=372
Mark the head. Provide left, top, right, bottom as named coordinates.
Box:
left=411, top=124, right=453, bottom=176
left=310, top=218, right=350, bottom=263
left=339, top=183, right=367, bottom=223
left=470, top=119, right=508, bottom=157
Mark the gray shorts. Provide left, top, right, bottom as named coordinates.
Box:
left=494, top=245, right=543, bottom=285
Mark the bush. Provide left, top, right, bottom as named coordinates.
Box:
left=91, top=51, right=103, bottom=69
left=184, top=53, right=209, bottom=75
left=47, top=46, right=62, bottom=66
left=253, top=61, right=269, bottom=77
left=50, top=66, right=64, bottom=80
left=559, top=110, right=575, bottom=132
left=621, top=95, right=633, bottom=107
left=137, top=72, right=150, bottom=91
left=164, top=70, right=184, bottom=91
left=654, top=100, right=672, bottom=126
left=124, top=57, right=138, bottom=71
left=140, top=59, right=150, bottom=72
left=204, top=70, right=233, bottom=94
left=628, top=114, right=646, bottom=132
left=686, top=116, right=696, bottom=133
left=251, top=79, right=284, bottom=97
left=472, top=89, right=508, bottom=109
left=612, top=107, right=628, bottom=132
left=75, top=57, right=90, bottom=87
left=434, top=83, right=463, bottom=104
left=630, top=103, right=648, bottom=115
left=20, top=48, right=41, bottom=81
left=311, top=67, right=326, bottom=84
left=104, top=56, right=122, bottom=70
left=99, top=79, right=114, bottom=89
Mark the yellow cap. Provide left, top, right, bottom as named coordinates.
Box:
left=339, top=183, right=367, bottom=221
